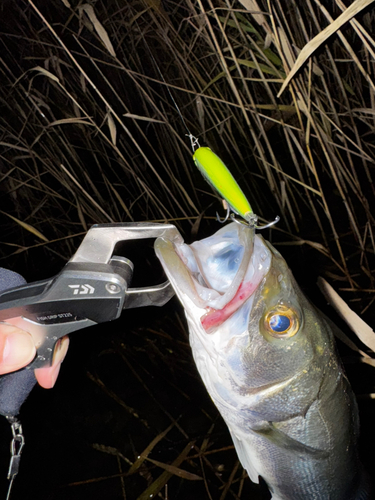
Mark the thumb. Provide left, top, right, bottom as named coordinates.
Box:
left=0, top=323, right=36, bottom=374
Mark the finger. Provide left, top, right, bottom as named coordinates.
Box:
left=34, top=336, right=70, bottom=389
left=0, top=323, right=36, bottom=374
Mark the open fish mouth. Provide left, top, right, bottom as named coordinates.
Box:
left=155, top=222, right=272, bottom=333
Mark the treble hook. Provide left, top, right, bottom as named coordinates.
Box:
left=230, top=212, right=257, bottom=228
left=255, top=215, right=280, bottom=230
left=216, top=204, right=230, bottom=224
left=229, top=212, right=280, bottom=230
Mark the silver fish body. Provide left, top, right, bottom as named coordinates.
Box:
left=155, top=223, right=368, bottom=500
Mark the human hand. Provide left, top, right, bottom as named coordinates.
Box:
left=0, top=268, right=69, bottom=388
left=0, top=322, right=69, bottom=388
left=0, top=322, right=35, bottom=374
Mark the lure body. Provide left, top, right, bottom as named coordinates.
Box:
left=193, top=147, right=253, bottom=221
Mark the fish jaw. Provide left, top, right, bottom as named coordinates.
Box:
left=154, top=222, right=272, bottom=337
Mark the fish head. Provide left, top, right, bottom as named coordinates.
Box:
left=155, top=222, right=333, bottom=422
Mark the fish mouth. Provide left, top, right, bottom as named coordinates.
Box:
left=155, top=223, right=271, bottom=333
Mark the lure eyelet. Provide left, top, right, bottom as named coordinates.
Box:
left=264, top=305, right=299, bottom=338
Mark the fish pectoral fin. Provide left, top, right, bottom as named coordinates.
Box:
left=254, top=422, right=329, bottom=459
left=230, top=431, right=260, bottom=484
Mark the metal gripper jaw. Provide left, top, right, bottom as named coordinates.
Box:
left=0, top=222, right=183, bottom=370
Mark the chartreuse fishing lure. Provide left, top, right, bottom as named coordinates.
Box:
left=193, top=146, right=255, bottom=224
left=190, top=137, right=279, bottom=229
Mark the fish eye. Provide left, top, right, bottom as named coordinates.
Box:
left=269, top=314, right=290, bottom=332
left=264, top=306, right=299, bottom=338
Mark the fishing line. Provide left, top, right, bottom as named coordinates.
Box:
left=146, top=45, right=200, bottom=152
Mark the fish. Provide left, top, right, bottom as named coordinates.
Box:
left=155, top=222, right=370, bottom=500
